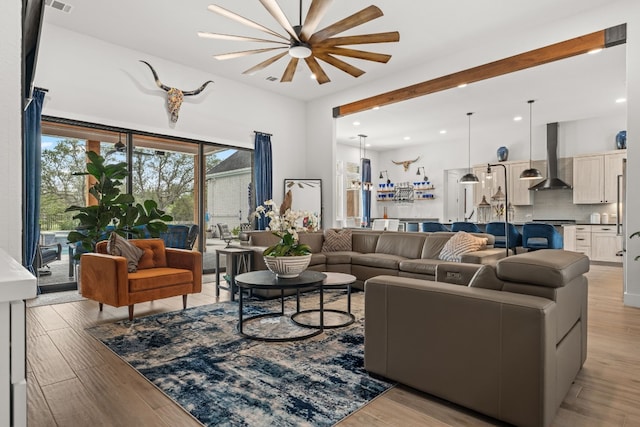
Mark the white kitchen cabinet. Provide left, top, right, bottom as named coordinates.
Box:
left=591, top=225, right=623, bottom=263
left=563, top=225, right=621, bottom=263
left=509, top=161, right=542, bottom=205
left=573, top=150, right=626, bottom=204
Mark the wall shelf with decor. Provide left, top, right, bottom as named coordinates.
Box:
left=376, top=185, right=436, bottom=202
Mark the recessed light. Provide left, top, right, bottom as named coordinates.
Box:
left=616, top=98, right=627, bottom=103
left=587, top=48, right=603, bottom=55
left=513, top=116, right=523, bottom=121
left=439, top=130, right=447, bottom=134
left=353, top=121, right=361, bottom=126
left=310, top=73, right=317, bottom=80
left=372, top=106, right=380, bottom=110
left=365, top=143, right=371, bottom=147
left=458, top=83, right=468, bottom=88
left=403, top=136, right=411, bottom=141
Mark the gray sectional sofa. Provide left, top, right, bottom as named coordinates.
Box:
left=364, top=249, right=590, bottom=427
left=239, top=229, right=506, bottom=297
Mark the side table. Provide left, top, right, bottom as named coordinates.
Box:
left=215, top=247, right=253, bottom=301
left=291, top=272, right=356, bottom=329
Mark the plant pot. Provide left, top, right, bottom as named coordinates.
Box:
left=263, top=254, right=312, bottom=278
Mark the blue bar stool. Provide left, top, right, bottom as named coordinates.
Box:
left=522, top=223, right=563, bottom=250
left=421, top=222, right=450, bottom=232
left=451, top=222, right=481, bottom=233
left=486, top=222, right=522, bottom=249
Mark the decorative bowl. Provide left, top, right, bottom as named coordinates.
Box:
left=263, top=254, right=312, bottom=278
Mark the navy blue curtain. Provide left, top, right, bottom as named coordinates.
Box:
left=361, top=158, right=372, bottom=227
left=254, top=132, right=272, bottom=230
left=23, top=89, right=45, bottom=277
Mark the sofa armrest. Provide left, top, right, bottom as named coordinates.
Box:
left=364, top=275, right=557, bottom=427
left=460, top=247, right=507, bottom=265
left=166, top=249, right=203, bottom=292
left=80, top=253, right=130, bottom=307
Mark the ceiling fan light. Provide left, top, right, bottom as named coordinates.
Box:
left=289, top=44, right=311, bottom=59
left=519, top=168, right=544, bottom=180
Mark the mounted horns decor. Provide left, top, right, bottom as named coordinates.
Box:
left=140, top=60, right=214, bottom=123
left=392, top=157, right=420, bottom=171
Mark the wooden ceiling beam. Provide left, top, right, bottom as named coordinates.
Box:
left=333, top=29, right=607, bottom=118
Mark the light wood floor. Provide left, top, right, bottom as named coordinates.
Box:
left=27, top=265, right=639, bottom=426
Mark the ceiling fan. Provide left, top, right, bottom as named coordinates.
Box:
left=106, top=133, right=159, bottom=157
left=198, top=0, right=400, bottom=84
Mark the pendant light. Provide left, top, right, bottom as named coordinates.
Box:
left=460, top=112, right=479, bottom=184
left=520, top=100, right=544, bottom=180
left=114, top=133, right=126, bottom=152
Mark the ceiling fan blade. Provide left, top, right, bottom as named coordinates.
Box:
left=242, top=51, right=289, bottom=75
left=314, top=52, right=365, bottom=78
left=323, top=46, right=392, bottom=63
left=214, top=47, right=286, bottom=61
left=197, top=32, right=288, bottom=45
left=314, top=31, right=400, bottom=47
left=309, top=5, right=383, bottom=44
left=304, top=56, right=330, bottom=84
left=281, top=57, right=299, bottom=82
left=300, top=0, right=334, bottom=41
left=207, top=4, right=288, bottom=41
left=259, top=0, right=300, bottom=42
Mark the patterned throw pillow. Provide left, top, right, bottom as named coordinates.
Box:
left=439, top=231, right=488, bottom=262
left=322, top=229, right=353, bottom=252
left=107, top=232, right=145, bottom=272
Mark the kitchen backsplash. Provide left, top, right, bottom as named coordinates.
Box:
left=511, top=189, right=619, bottom=224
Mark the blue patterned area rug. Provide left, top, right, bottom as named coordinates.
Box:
left=87, top=292, right=392, bottom=426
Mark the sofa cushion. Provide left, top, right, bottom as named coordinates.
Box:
left=496, top=249, right=589, bottom=288
left=322, top=228, right=353, bottom=252
left=128, top=267, right=193, bottom=292
left=299, top=231, right=324, bottom=253
left=352, top=231, right=382, bottom=253
left=107, top=232, right=144, bottom=272
left=324, top=251, right=359, bottom=265
left=439, top=232, right=488, bottom=262
left=133, top=239, right=168, bottom=269
left=352, top=253, right=407, bottom=270
left=398, top=258, right=441, bottom=276
left=375, top=232, right=426, bottom=259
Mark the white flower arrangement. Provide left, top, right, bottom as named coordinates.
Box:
left=254, top=199, right=319, bottom=256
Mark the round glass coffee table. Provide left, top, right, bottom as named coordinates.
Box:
left=235, top=270, right=327, bottom=342
left=291, top=272, right=356, bottom=329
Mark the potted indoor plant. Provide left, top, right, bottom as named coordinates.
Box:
left=253, top=195, right=319, bottom=278
left=66, top=151, right=173, bottom=256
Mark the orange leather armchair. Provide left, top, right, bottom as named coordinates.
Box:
left=80, top=238, right=202, bottom=320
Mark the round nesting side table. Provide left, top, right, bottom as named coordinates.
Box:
left=291, top=272, right=356, bottom=329
left=235, top=270, right=326, bottom=342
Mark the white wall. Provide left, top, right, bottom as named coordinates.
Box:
left=36, top=24, right=307, bottom=196
left=0, top=0, right=23, bottom=261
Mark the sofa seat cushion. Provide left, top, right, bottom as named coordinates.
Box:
left=398, top=258, right=441, bottom=276
left=496, top=249, right=590, bottom=288
left=352, top=253, right=407, bottom=270
left=128, top=267, right=193, bottom=292
left=324, top=251, right=360, bottom=265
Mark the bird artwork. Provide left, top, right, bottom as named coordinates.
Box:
left=392, top=157, right=420, bottom=171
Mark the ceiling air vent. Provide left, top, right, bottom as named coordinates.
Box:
left=45, top=0, right=73, bottom=13
left=265, top=76, right=278, bottom=82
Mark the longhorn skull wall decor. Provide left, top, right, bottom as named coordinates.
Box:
left=392, top=157, right=420, bottom=171
left=140, top=60, right=214, bottom=123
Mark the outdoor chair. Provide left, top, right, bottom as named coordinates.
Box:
left=34, top=234, right=62, bottom=276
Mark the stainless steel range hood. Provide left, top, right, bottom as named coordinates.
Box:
left=529, top=122, right=572, bottom=191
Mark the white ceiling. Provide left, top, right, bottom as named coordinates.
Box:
left=43, top=0, right=626, bottom=149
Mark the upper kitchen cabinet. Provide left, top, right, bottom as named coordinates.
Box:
left=573, top=150, right=626, bottom=204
